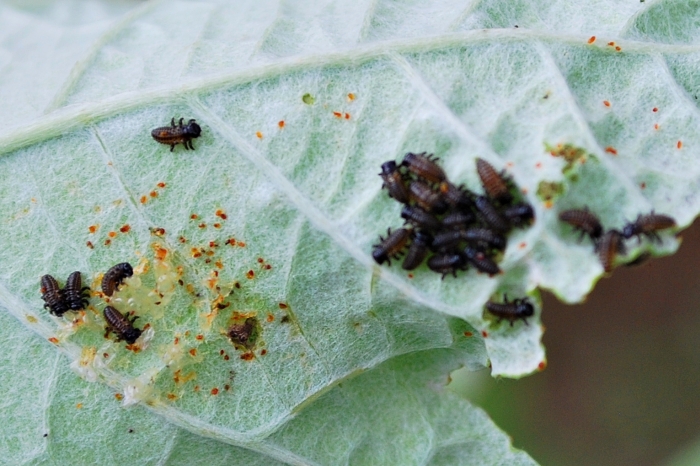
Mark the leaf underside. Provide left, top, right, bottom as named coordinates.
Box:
left=2, top=0, right=699, bottom=464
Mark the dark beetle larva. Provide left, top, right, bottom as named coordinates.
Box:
left=402, top=152, right=446, bottom=184
left=503, top=203, right=535, bottom=228
left=596, top=229, right=625, bottom=273
left=372, top=228, right=411, bottom=266
left=408, top=181, right=448, bottom=214
left=379, top=161, right=410, bottom=204
left=476, top=158, right=512, bottom=203
left=464, top=247, right=501, bottom=276
left=622, top=212, right=676, bottom=243
left=151, top=118, right=202, bottom=151
left=431, top=230, right=465, bottom=251
left=559, top=208, right=603, bottom=242
left=441, top=211, right=475, bottom=230
left=463, top=228, right=507, bottom=251
left=401, top=205, right=441, bottom=231
left=64, top=271, right=90, bottom=311
left=41, top=274, right=68, bottom=317
left=103, top=306, right=142, bottom=344
left=228, top=317, right=258, bottom=349
left=485, top=295, right=534, bottom=326
left=475, top=196, right=509, bottom=232
left=427, top=253, right=466, bottom=279
left=402, top=231, right=432, bottom=271
left=101, top=262, right=134, bottom=297
left=439, top=181, right=474, bottom=210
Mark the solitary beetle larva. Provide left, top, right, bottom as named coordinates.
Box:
left=485, top=295, right=534, bottom=326
left=151, top=118, right=202, bottom=151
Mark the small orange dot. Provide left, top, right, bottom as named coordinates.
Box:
left=603, top=100, right=611, bottom=107
left=195, top=334, right=204, bottom=341
left=677, top=140, right=683, bottom=149
left=519, top=242, right=527, bottom=249
left=167, top=393, right=177, bottom=400
left=544, top=200, right=553, bottom=209
left=174, top=337, right=180, bottom=345
left=587, top=36, right=596, bottom=44
left=278, top=120, right=285, bottom=128
left=150, top=191, right=158, bottom=198
left=464, top=331, right=473, bottom=337
left=224, top=354, right=230, bottom=360
left=260, top=349, right=267, bottom=356
left=256, top=131, right=263, bottom=139
left=344, top=113, right=350, bottom=119
left=535, top=162, right=542, bottom=168
left=190, top=214, right=198, bottom=220
left=615, top=46, right=621, bottom=51
left=267, top=314, right=274, bottom=322
left=48, top=337, right=59, bottom=344
left=538, top=361, right=547, bottom=371
left=103, top=353, right=109, bottom=358
left=120, top=224, right=131, bottom=233
left=246, top=270, right=255, bottom=279
left=86, top=241, right=94, bottom=249
left=198, top=223, right=206, bottom=229
left=607, top=41, right=615, bottom=46
left=108, top=231, right=117, bottom=238
left=140, top=196, right=147, bottom=204
left=407, top=273, right=414, bottom=278
left=652, top=107, right=658, bottom=112
left=211, top=388, right=219, bottom=395
left=189, top=348, right=197, bottom=356
left=104, top=239, right=111, bottom=246
left=76, top=403, right=83, bottom=409
left=194, top=386, right=200, bottom=392
left=481, top=331, right=488, bottom=338
left=88, top=225, right=98, bottom=234
left=654, top=124, right=659, bottom=130
left=115, top=394, right=123, bottom=400
left=157, top=182, right=166, bottom=188
left=237, top=241, right=246, bottom=247
left=640, top=182, right=646, bottom=189
left=605, top=147, right=617, bottom=155
left=347, top=93, right=355, bottom=101
left=333, top=111, right=342, bottom=118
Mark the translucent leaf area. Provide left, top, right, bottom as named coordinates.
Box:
left=1, top=0, right=699, bottom=463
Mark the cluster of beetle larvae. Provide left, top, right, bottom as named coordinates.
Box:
left=373, top=152, right=536, bottom=325
left=41, top=263, right=141, bottom=344
left=559, top=208, right=676, bottom=272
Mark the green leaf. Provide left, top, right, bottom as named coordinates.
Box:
left=1, top=0, right=697, bottom=463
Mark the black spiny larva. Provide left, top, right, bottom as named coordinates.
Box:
left=101, top=262, right=134, bottom=297
left=622, top=212, right=676, bottom=243
left=559, top=208, right=603, bottom=242
left=464, top=247, right=501, bottom=276
left=408, top=181, right=448, bottom=214
left=475, top=196, right=509, bottom=232
left=485, top=295, right=534, bottom=326
left=402, top=231, right=433, bottom=271
left=402, top=152, right=446, bottom=184
left=41, top=274, right=68, bottom=317
left=151, top=118, right=202, bottom=151
left=503, top=203, right=535, bottom=228
left=372, top=228, right=411, bottom=266
left=596, top=229, right=625, bottom=273
left=400, top=205, right=441, bottom=231
left=103, top=306, right=142, bottom=344
left=427, top=253, right=466, bottom=279
left=64, top=271, right=90, bottom=311
left=379, top=161, right=410, bottom=204
left=476, top=158, right=512, bottom=203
